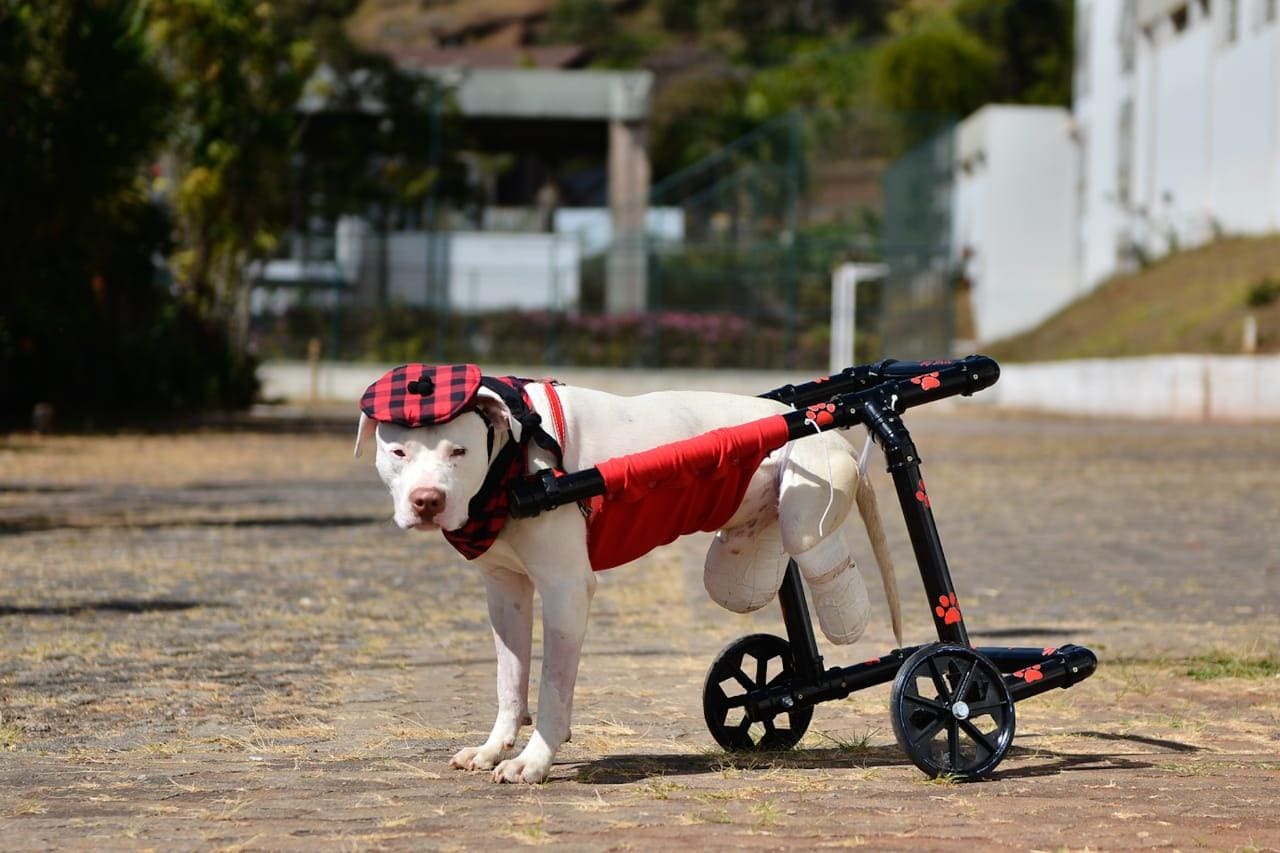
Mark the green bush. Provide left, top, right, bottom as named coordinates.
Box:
left=1245, top=277, right=1280, bottom=308
left=258, top=306, right=832, bottom=370
left=0, top=0, right=257, bottom=427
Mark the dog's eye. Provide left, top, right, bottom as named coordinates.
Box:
left=450, top=447, right=467, bottom=458
left=391, top=448, right=407, bottom=458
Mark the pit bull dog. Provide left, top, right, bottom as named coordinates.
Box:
left=354, top=364, right=900, bottom=784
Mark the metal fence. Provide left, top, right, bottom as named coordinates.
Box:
left=250, top=109, right=956, bottom=370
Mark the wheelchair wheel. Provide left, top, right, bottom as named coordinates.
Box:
left=702, top=633, right=813, bottom=751
left=890, top=643, right=1015, bottom=780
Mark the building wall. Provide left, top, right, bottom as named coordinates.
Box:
left=1075, top=0, right=1136, bottom=290
left=952, top=106, right=1079, bottom=342
left=1207, top=9, right=1279, bottom=233
left=1081, top=0, right=1280, bottom=289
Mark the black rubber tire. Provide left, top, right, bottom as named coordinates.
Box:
left=889, top=643, right=1015, bottom=780
left=702, top=633, right=814, bottom=751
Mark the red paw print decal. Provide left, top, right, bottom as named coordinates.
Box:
left=1013, top=664, right=1044, bottom=683
left=915, top=480, right=931, bottom=508
left=805, top=403, right=836, bottom=428
left=910, top=371, right=941, bottom=391
left=934, top=592, right=961, bottom=625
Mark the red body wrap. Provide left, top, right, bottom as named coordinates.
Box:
left=585, top=414, right=793, bottom=571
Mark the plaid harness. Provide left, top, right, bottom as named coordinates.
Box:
left=361, top=364, right=563, bottom=560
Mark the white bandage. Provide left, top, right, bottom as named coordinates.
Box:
left=703, top=522, right=788, bottom=614
left=792, top=524, right=870, bottom=645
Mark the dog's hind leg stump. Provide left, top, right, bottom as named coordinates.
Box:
left=704, top=521, right=788, bottom=613
left=790, top=522, right=870, bottom=645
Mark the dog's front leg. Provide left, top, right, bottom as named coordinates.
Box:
left=492, top=529, right=595, bottom=784
left=451, top=565, right=534, bottom=772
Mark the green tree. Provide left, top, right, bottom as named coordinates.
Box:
left=547, top=0, right=656, bottom=67
left=144, top=1, right=442, bottom=352
left=743, top=41, right=875, bottom=122
left=872, top=12, right=999, bottom=117
left=146, top=0, right=329, bottom=350
left=955, top=0, right=1073, bottom=106
left=0, top=0, right=261, bottom=422
left=649, top=70, right=756, bottom=180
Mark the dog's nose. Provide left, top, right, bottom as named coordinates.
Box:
left=409, top=487, right=446, bottom=519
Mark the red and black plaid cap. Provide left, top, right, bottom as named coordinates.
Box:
left=360, top=364, right=483, bottom=427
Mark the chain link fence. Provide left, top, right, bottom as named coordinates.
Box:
left=251, top=109, right=956, bottom=370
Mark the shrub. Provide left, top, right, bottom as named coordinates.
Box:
left=257, top=306, right=829, bottom=370
left=1245, top=277, right=1280, bottom=309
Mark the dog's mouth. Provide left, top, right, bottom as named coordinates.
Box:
left=393, top=512, right=444, bottom=531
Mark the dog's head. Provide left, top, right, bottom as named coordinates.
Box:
left=354, top=366, right=519, bottom=532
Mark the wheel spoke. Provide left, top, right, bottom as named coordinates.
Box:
left=910, top=713, right=947, bottom=748
left=925, top=656, right=951, bottom=702
left=958, top=719, right=997, bottom=758
left=965, top=700, right=1008, bottom=717
left=721, top=693, right=748, bottom=709
left=763, top=717, right=778, bottom=735
left=756, top=654, right=769, bottom=687
left=953, top=658, right=979, bottom=704
left=733, top=670, right=756, bottom=693
left=947, top=720, right=960, bottom=769
left=903, top=693, right=947, bottom=712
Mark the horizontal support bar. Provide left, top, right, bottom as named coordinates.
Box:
left=746, top=647, right=922, bottom=720
left=744, top=643, right=1097, bottom=720
left=509, top=355, right=1001, bottom=519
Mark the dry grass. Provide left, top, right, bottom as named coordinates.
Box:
left=988, top=235, right=1280, bottom=359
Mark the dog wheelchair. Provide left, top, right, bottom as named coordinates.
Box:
left=509, top=355, right=1097, bottom=780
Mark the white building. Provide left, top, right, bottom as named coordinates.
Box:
left=1076, top=0, right=1280, bottom=290
left=951, top=105, right=1081, bottom=342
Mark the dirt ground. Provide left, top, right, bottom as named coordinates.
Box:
left=2, top=399, right=1278, bottom=851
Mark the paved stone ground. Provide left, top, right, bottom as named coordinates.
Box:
left=1, top=399, right=1278, bottom=850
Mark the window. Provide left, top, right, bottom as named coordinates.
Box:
left=1224, top=0, right=1240, bottom=42
left=1119, top=0, right=1137, bottom=72
left=1077, top=124, right=1089, bottom=215
left=1172, top=4, right=1190, bottom=31
left=1117, top=101, right=1134, bottom=206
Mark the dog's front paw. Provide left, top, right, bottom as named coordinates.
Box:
left=450, top=743, right=509, bottom=771
left=492, top=749, right=552, bottom=784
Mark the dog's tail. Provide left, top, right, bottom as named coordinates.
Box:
left=853, top=439, right=903, bottom=648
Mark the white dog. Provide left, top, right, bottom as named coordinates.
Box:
left=355, top=365, right=899, bottom=784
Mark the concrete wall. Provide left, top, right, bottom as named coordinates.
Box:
left=378, top=231, right=580, bottom=312
left=260, top=356, right=1280, bottom=422
left=553, top=207, right=683, bottom=256
left=969, top=354, right=1280, bottom=421
left=952, top=105, right=1080, bottom=342
left=260, top=362, right=796, bottom=404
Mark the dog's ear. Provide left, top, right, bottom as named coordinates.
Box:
left=473, top=387, right=520, bottom=442
left=354, top=411, right=377, bottom=458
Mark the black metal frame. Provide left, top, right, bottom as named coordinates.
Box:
left=742, top=357, right=1097, bottom=727
left=508, top=355, right=1098, bottom=774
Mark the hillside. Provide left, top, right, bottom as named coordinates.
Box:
left=986, top=236, right=1280, bottom=361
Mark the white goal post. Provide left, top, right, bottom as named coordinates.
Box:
left=829, top=262, right=887, bottom=374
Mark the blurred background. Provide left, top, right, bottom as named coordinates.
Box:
left=4, top=0, right=1279, bottom=425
